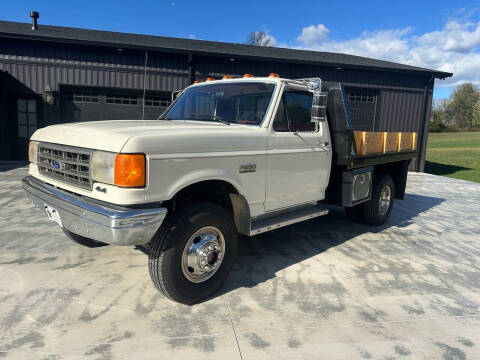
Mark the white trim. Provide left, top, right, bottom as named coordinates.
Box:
left=148, top=147, right=327, bottom=160
left=149, top=150, right=267, bottom=160
left=267, top=147, right=325, bottom=154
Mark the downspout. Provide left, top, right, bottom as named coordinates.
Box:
left=188, top=54, right=194, bottom=84
left=141, top=51, right=148, bottom=120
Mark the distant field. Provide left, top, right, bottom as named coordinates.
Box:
left=425, top=132, right=480, bottom=183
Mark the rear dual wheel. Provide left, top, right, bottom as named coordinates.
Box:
left=345, top=173, right=395, bottom=226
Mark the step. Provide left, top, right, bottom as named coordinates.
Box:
left=250, top=204, right=329, bottom=236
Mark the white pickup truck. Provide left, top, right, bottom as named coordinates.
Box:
left=23, top=76, right=417, bottom=304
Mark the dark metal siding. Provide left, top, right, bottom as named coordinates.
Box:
left=0, top=39, right=189, bottom=94
left=377, top=90, right=424, bottom=132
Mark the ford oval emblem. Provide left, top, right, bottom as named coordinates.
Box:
left=52, top=160, right=61, bottom=169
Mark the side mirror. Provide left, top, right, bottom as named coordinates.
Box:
left=311, top=92, right=327, bottom=123
left=171, top=90, right=183, bottom=102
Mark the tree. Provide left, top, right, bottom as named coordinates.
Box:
left=446, top=83, right=480, bottom=128
left=473, top=100, right=480, bottom=128
left=247, top=31, right=272, bottom=46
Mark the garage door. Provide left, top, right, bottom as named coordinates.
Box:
left=345, top=87, right=379, bottom=131
left=60, top=87, right=172, bottom=123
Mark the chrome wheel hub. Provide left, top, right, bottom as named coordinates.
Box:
left=181, top=226, right=225, bottom=283
left=379, top=185, right=391, bottom=216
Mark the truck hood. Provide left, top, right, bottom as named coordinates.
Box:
left=31, top=120, right=266, bottom=153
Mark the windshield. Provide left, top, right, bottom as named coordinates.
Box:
left=161, top=82, right=275, bottom=125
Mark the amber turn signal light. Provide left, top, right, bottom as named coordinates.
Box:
left=114, top=154, right=146, bottom=187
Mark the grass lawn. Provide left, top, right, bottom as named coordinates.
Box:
left=425, top=132, right=480, bottom=183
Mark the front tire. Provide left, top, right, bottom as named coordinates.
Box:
left=148, top=202, right=238, bottom=305
left=363, top=174, right=395, bottom=225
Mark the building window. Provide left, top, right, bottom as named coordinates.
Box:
left=145, top=95, right=172, bottom=108
left=106, top=94, right=138, bottom=105
left=17, top=99, right=38, bottom=138
left=68, top=92, right=99, bottom=103
left=348, top=93, right=375, bottom=103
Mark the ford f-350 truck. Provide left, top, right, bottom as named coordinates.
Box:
left=23, top=75, right=418, bottom=304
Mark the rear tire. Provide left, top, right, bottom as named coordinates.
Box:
left=363, top=174, right=395, bottom=225
left=345, top=204, right=364, bottom=222
left=148, top=202, right=238, bottom=305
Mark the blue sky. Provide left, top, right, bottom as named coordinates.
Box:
left=2, top=1, right=480, bottom=100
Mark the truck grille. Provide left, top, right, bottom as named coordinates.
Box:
left=37, top=143, right=93, bottom=190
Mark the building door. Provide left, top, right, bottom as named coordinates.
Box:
left=13, top=97, right=40, bottom=160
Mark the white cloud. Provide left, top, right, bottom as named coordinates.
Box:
left=266, top=34, right=277, bottom=46
left=291, top=20, right=480, bottom=88
left=297, top=24, right=329, bottom=46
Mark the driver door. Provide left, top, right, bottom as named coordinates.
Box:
left=265, top=87, right=332, bottom=212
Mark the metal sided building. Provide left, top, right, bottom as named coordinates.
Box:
left=0, top=14, right=452, bottom=170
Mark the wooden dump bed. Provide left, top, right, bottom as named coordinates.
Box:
left=325, top=82, right=419, bottom=169
left=353, top=131, right=417, bottom=156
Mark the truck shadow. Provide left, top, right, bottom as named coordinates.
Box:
left=0, top=161, right=28, bottom=172
left=210, top=193, right=445, bottom=302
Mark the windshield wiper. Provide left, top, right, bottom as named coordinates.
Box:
left=210, top=116, right=230, bottom=126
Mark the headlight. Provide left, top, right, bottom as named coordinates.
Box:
left=91, top=151, right=116, bottom=185
left=28, top=141, right=39, bottom=164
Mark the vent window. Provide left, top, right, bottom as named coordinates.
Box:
left=348, top=93, right=375, bottom=103
left=145, top=95, right=172, bottom=107
left=68, top=92, right=99, bottom=103
left=106, top=94, right=138, bottom=105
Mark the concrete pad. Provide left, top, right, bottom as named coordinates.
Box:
left=0, top=165, right=479, bottom=359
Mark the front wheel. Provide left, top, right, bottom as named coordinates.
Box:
left=148, top=202, right=238, bottom=304
left=363, top=174, right=395, bottom=225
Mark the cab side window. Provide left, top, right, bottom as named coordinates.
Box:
left=284, top=91, right=315, bottom=132
left=273, top=98, right=289, bottom=132
left=272, top=91, right=315, bottom=132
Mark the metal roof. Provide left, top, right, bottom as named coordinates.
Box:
left=0, top=20, right=452, bottom=78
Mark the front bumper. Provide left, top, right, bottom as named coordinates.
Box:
left=22, top=176, right=167, bottom=246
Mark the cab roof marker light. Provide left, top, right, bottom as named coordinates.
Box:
left=206, top=77, right=216, bottom=81
left=243, top=73, right=254, bottom=78
left=222, top=75, right=233, bottom=79
left=268, top=73, right=280, bottom=77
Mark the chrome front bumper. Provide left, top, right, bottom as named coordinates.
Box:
left=22, top=176, right=167, bottom=246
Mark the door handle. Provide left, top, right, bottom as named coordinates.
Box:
left=317, top=140, right=329, bottom=147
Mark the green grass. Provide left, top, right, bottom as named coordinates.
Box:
left=425, top=132, right=480, bottom=183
